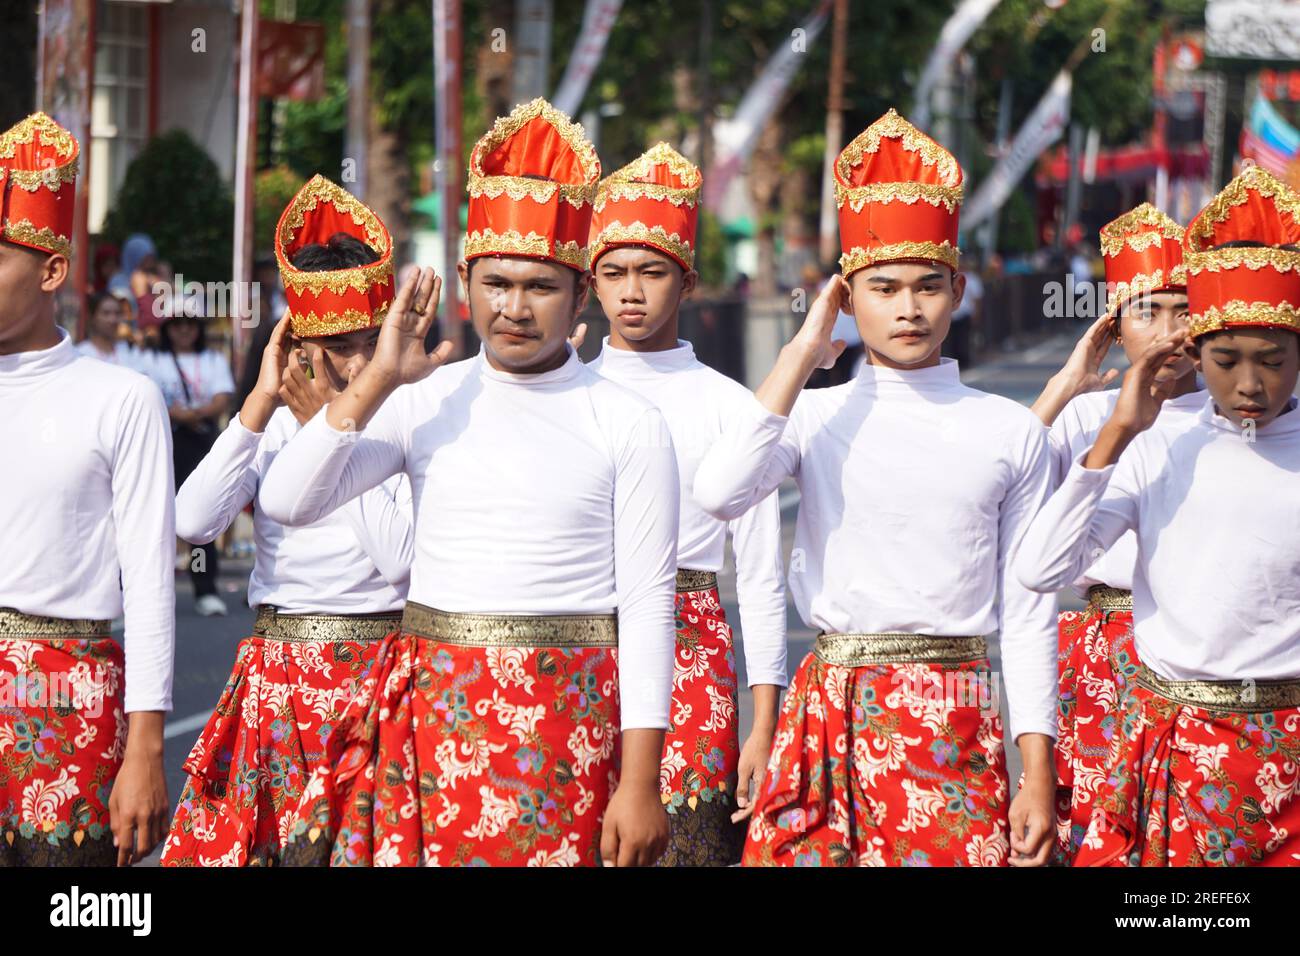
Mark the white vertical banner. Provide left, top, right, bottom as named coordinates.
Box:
left=912, top=0, right=1003, bottom=130
left=551, top=0, right=623, bottom=117
left=704, top=0, right=833, bottom=210
left=962, top=69, right=1072, bottom=229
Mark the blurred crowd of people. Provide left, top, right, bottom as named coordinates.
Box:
left=75, top=235, right=291, bottom=619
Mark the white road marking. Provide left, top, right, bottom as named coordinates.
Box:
left=163, top=710, right=213, bottom=740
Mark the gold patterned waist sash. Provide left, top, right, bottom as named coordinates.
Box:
left=1135, top=663, right=1300, bottom=713
left=401, top=602, right=618, bottom=648
left=0, top=607, right=112, bottom=641
left=1086, top=585, right=1133, bottom=616
left=813, top=632, right=988, bottom=667
left=253, top=606, right=402, bottom=643
left=676, top=569, right=718, bottom=593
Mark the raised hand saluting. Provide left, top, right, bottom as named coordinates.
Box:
left=1084, top=328, right=1188, bottom=469
left=368, top=266, right=454, bottom=389
left=325, top=266, right=456, bottom=432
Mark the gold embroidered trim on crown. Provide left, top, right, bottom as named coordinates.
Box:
left=0, top=112, right=77, bottom=162
left=1185, top=165, right=1300, bottom=251
left=468, top=174, right=597, bottom=208
left=465, top=228, right=588, bottom=270
left=840, top=240, right=959, bottom=275
left=834, top=179, right=962, bottom=213
left=1184, top=246, right=1300, bottom=275
left=4, top=159, right=79, bottom=191
left=401, top=602, right=618, bottom=648
left=589, top=221, right=694, bottom=267
left=1105, top=267, right=1188, bottom=319
left=593, top=180, right=701, bottom=212
left=1099, top=203, right=1183, bottom=256
left=813, top=632, right=987, bottom=667
left=253, top=606, right=401, bottom=643
left=1136, top=663, right=1300, bottom=712
left=288, top=303, right=389, bottom=337
left=276, top=176, right=391, bottom=293
left=0, top=608, right=111, bottom=640
left=614, top=142, right=702, bottom=188
left=2, top=218, right=71, bottom=257
left=1101, top=229, right=1178, bottom=257
left=835, top=108, right=961, bottom=188
left=469, top=98, right=601, bottom=187
left=1188, top=299, right=1300, bottom=337
left=281, top=260, right=394, bottom=296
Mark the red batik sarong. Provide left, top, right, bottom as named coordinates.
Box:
left=742, top=633, right=1009, bottom=867
left=283, top=604, right=622, bottom=867
left=159, top=608, right=395, bottom=866
left=0, top=612, right=125, bottom=867
left=657, top=571, right=744, bottom=866
left=1076, top=661, right=1300, bottom=867
left=1053, top=586, right=1133, bottom=864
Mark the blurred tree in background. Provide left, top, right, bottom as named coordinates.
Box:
left=102, top=130, right=234, bottom=283
left=254, top=0, right=1209, bottom=281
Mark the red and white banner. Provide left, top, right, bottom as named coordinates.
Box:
left=912, top=0, right=1003, bottom=130
left=551, top=0, right=623, bottom=118
left=705, top=0, right=833, bottom=209
left=963, top=69, right=1072, bottom=229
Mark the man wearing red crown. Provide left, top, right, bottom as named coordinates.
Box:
left=585, top=143, right=788, bottom=866
left=260, top=99, right=678, bottom=867
left=0, top=113, right=174, bottom=866
left=1017, top=163, right=1300, bottom=866
left=695, top=109, right=1058, bottom=867
left=1025, top=204, right=1206, bottom=863
left=159, top=176, right=414, bottom=866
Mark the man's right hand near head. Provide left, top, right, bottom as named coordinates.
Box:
left=326, top=266, right=456, bottom=433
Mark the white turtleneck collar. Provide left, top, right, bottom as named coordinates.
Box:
left=0, top=325, right=76, bottom=383
left=1199, top=394, right=1300, bottom=437
left=852, top=355, right=961, bottom=391
left=594, top=337, right=698, bottom=375
left=476, top=342, right=584, bottom=385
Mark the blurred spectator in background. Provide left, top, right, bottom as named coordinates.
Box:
left=91, top=242, right=119, bottom=295
left=144, top=293, right=235, bottom=617
left=108, top=233, right=157, bottom=315
left=944, top=263, right=983, bottom=367
left=1069, top=241, right=1094, bottom=282
left=76, top=291, right=143, bottom=368
left=232, top=258, right=287, bottom=411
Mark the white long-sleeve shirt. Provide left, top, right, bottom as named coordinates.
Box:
left=175, top=406, right=412, bottom=613
left=588, top=339, right=787, bottom=687
left=694, top=358, right=1058, bottom=741
left=0, top=328, right=175, bottom=712
left=258, top=345, right=680, bottom=729
left=1047, top=387, right=1208, bottom=595
left=1018, top=396, right=1300, bottom=684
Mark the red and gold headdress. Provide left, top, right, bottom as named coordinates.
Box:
left=0, top=112, right=79, bottom=258
left=1183, top=164, right=1300, bottom=338
left=465, top=98, right=601, bottom=272
left=275, top=174, right=394, bottom=338
left=834, top=109, right=963, bottom=277
left=588, top=142, right=701, bottom=271
left=1099, top=203, right=1186, bottom=322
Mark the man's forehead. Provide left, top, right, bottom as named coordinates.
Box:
left=857, top=261, right=952, bottom=283
left=473, top=255, right=572, bottom=282
left=1130, top=290, right=1188, bottom=307
left=1209, top=328, right=1296, bottom=351
left=314, top=326, right=379, bottom=345
left=596, top=246, right=675, bottom=270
